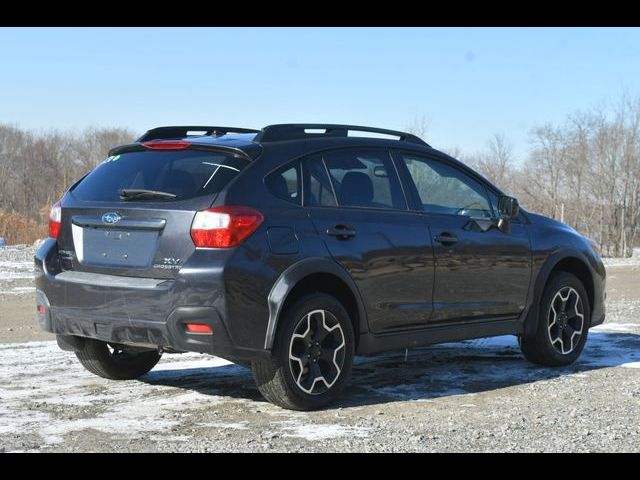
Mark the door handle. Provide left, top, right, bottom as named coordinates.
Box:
left=326, top=225, right=357, bottom=239
left=434, top=232, right=458, bottom=245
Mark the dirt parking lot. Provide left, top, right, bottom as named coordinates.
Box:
left=1, top=246, right=639, bottom=452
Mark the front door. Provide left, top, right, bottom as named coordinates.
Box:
left=394, top=151, right=531, bottom=324
left=303, top=148, right=435, bottom=333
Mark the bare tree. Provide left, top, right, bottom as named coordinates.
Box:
left=440, top=145, right=465, bottom=160
left=405, top=114, right=430, bottom=140
left=2, top=98, right=640, bottom=255
left=468, top=133, right=516, bottom=193
left=0, top=124, right=137, bottom=243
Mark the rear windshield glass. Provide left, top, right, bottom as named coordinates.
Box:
left=71, top=149, right=249, bottom=201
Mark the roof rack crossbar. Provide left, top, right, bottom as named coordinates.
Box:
left=254, top=123, right=429, bottom=146
left=137, top=126, right=260, bottom=142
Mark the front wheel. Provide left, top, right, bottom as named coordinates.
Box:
left=75, top=338, right=162, bottom=380
left=521, top=272, right=590, bottom=367
left=251, top=293, right=354, bottom=410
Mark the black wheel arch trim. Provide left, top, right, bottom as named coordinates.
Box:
left=264, top=257, right=368, bottom=350
left=523, top=248, right=596, bottom=336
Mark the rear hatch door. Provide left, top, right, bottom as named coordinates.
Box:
left=57, top=145, right=250, bottom=279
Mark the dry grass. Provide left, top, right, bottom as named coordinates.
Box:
left=0, top=211, right=47, bottom=245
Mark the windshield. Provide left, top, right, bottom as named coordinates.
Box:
left=71, top=149, right=249, bottom=201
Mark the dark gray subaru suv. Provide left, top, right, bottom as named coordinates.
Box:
left=34, top=124, right=606, bottom=410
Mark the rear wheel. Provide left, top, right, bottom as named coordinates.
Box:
left=251, top=294, right=354, bottom=410
left=75, top=339, right=162, bottom=380
left=521, top=272, right=590, bottom=367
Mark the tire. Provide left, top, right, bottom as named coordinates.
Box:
left=75, top=338, right=162, bottom=380
left=251, top=293, right=355, bottom=410
left=521, top=272, right=591, bottom=367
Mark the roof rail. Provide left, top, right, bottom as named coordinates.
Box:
left=254, top=123, right=429, bottom=146
left=136, top=126, right=260, bottom=142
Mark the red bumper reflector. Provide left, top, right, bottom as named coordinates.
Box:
left=185, top=323, right=213, bottom=334
left=37, top=305, right=46, bottom=314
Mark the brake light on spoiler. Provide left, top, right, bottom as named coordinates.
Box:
left=142, top=141, right=191, bottom=150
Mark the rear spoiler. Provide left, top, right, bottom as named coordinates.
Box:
left=137, top=126, right=260, bottom=142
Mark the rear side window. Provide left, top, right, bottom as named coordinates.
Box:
left=265, top=164, right=301, bottom=205
left=323, top=149, right=405, bottom=210
left=71, top=149, right=249, bottom=201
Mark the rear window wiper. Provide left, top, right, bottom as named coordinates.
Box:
left=118, top=189, right=177, bottom=201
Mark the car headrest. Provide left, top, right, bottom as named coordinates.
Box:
left=339, top=171, right=374, bottom=207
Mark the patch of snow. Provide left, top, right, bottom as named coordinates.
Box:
left=279, top=422, right=371, bottom=441
left=148, top=435, right=193, bottom=443
left=0, top=321, right=638, bottom=443
left=0, top=342, right=251, bottom=444
left=2, top=286, right=35, bottom=295
left=0, top=245, right=37, bottom=295
left=153, top=356, right=233, bottom=372
left=148, top=434, right=192, bottom=442
left=354, top=327, right=640, bottom=401
left=0, top=402, right=50, bottom=435
left=620, top=362, right=640, bottom=369
left=199, top=421, right=249, bottom=430
left=592, top=322, right=639, bottom=333
left=0, top=260, right=34, bottom=280
left=602, top=247, right=640, bottom=267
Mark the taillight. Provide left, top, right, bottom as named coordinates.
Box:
left=142, top=141, right=191, bottom=150
left=190, top=206, right=264, bottom=248
left=48, top=201, right=62, bottom=239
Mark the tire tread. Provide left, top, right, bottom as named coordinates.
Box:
left=521, top=272, right=590, bottom=367
left=75, top=339, right=161, bottom=380
left=251, top=293, right=354, bottom=410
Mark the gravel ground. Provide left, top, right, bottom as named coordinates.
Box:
left=0, top=244, right=638, bottom=452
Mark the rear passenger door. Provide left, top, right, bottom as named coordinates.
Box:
left=303, top=148, right=435, bottom=333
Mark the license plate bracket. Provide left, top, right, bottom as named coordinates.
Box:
left=79, top=227, right=159, bottom=268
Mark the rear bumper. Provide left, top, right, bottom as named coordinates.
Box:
left=34, top=238, right=270, bottom=362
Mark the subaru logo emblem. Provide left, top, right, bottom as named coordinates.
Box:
left=102, top=212, right=121, bottom=224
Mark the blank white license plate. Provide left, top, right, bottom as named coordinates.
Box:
left=79, top=228, right=159, bottom=268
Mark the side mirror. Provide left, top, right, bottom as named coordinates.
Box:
left=498, top=195, right=519, bottom=220
left=496, top=196, right=519, bottom=234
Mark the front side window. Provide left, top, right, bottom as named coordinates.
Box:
left=322, top=149, right=405, bottom=209
left=399, top=153, right=493, bottom=217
